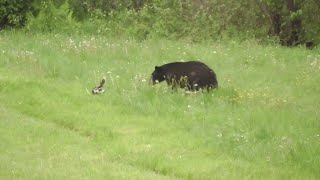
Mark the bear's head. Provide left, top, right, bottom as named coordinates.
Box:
left=151, top=66, right=165, bottom=84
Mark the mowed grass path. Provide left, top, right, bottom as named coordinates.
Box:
left=0, top=31, right=319, bottom=179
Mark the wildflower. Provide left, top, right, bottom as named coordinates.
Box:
left=68, top=38, right=74, bottom=44
left=266, top=157, right=270, bottom=162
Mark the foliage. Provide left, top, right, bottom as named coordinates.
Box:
left=1, top=0, right=320, bottom=45
left=256, top=0, right=320, bottom=46
left=300, top=0, right=320, bottom=44
left=0, top=0, right=35, bottom=28
left=82, top=0, right=264, bottom=41
left=26, top=1, right=79, bottom=33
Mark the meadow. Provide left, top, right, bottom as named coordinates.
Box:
left=0, top=31, right=319, bottom=179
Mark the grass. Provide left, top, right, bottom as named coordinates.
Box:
left=0, top=31, right=319, bottom=179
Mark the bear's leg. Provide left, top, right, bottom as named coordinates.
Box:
left=170, top=78, right=179, bottom=93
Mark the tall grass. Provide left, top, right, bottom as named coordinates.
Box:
left=0, top=31, right=319, bottom=179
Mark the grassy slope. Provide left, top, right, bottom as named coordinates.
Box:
left=0, top=31, right=319, bottom=179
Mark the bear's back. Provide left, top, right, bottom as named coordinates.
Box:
left=161, top=61, right=211, bottom=74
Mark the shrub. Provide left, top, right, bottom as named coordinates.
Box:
left=0, top=0, right=35, bottom=29
left=26, top=1, right=79, bottom=33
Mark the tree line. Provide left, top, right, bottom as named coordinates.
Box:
left=1, top=0, right=319, bottom=47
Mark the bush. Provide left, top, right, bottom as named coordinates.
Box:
left=0, top=0, right=35, bottom=29
left=2, top=0, right=319, bottom=46
left=26, top=1, right=79, bottom=33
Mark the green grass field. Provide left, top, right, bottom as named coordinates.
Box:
left=0, top=31, right=319, bottom=179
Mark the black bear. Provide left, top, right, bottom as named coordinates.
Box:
left=151, top=61, right=218, bottom=91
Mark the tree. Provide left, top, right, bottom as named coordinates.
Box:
left=254, top=0, right=319, bottom=47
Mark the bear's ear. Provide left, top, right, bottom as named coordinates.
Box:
left=155, top=66, right=159, bottom=70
